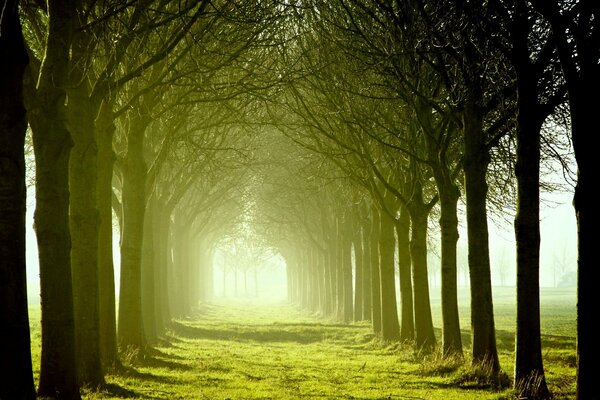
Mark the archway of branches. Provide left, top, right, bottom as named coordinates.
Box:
left=4, top=1, right=587, bottom=399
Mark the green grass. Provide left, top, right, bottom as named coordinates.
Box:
left=28, top=287, right=576, bottom=399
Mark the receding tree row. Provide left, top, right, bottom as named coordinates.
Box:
left=0, top=1, right=597, bottom=400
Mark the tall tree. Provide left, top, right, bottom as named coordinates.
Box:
left=0, top=0, right=35, bottom=398
left=530, top=2, right=600, bottom=398
left=26, top=0, right=81, bottom=397
left=491, top=1, right=566, bottom=396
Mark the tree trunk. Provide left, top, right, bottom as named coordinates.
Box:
left=335, top=218, right=345, bottom=319
left=409, top=206, right=436, bottom=350
left=323, top=249, right=334, bottom=316
left=28, top=0, right=81, bottom=396
left=379, top=208, right=401, bottom=341
left=463, top=102, right=500, bottom=371
left=353, top=229, right=364, bottom=321
left=153, top=203, right=171, bottom=334
left=370, top=208, right=382, bottom=335
left=0, top=2, right=35, bottom=397
left=118, top=116, right=148, bottom=353
left=95, top=99, right=120, bottom=369
left=141, top=198, right=157, bottom=342
left=512, top=26, right=551, bottom=395
left=514, top=101, right=549, bottom=398
left=438, top=186, right=462, bottom=356
left=571, top=97, right=596, bottom=400
left=67, top=85, right=104, bottom=386
left=361, top=225, right=372, bottom=321
left=396, top=206, right=414, bottom=341
left=342, top=222, right=354, bottom=322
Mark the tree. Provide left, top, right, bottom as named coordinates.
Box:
left=529, top=3, right=600, bottom=397
left=494, top=1, right=566, bottom=396
left=24, top=0, right=81, bottom=397
left=0, top=0, right=35, bottom=398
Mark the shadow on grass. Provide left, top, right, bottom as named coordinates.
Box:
left=449, top=327, right=574, bottom=357
left=93, top=383, right=139, bottom=398
left=170, top=321, right=342, bottom=344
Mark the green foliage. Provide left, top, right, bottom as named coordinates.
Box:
left=28, top=292, right=575, bottom=399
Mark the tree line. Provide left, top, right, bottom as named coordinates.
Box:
left=0, top=1, right=597, bottom=400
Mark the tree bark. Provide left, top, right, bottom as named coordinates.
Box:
left=463, top=101, right=500, bottom=371
left=67, top=83, right=104, bottom=386
left=342, top=220, right=354, bottom=322
left=353, top=228, right=364, bottom=321
left=379, top=208, right=401, bottom=341
left=28, top=0, right=81, bottom=397
left=0, top=1, right=35, bottom=397
left=95, top=99, right=120, bottom=369
left=361, top=224, right=372, bottom=321
left=369, top=207, right=382, bottom=335
left=117, top=113, right=149, bottom=353
left=571, top=97, right=597, bottom=400
left=437, top=185, right=462, bottom=356
left=409, top=202, right=436, bottom=350
left=511, top=12, right=551, bottom=395
left=532, top=7, right=600, bottom=396
left=141, top=197, right=157, bottom=342
left=396, top=206, right=414, bottom=341
left=514, top=96, right=549, bottom=398
left=152, top=201, right=171, bottom=334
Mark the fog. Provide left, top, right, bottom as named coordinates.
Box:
left=25, top=182, right=576, bottom=305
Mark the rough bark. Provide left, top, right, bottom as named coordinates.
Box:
left=0, top=1, right=35, bottom=397
left=396, top=206, right=414, bottom=341
left=463, top=102, right=500, bottom=371
left=28, top=0, right=81, bottom=397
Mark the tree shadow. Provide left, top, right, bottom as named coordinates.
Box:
left=94, top=383, right=139, bottom=398
left=170, top=320, right=353, bottom=344
left=455, top=328, right=574, bottom=356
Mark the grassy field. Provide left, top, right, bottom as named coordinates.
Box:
left=28, top=286, right=576, bottom=399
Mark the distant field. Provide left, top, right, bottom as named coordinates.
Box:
left=27, top=287, right=576, bottom=399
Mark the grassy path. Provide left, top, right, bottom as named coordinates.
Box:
left=81, top=302, right=519, bottom=399
left=30, top=296, right=576, bottom=399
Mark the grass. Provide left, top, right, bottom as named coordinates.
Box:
left=28, top=286, right=576, bottom=399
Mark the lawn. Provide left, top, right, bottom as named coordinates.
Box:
left=28, top=286, right=576, bottom=399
